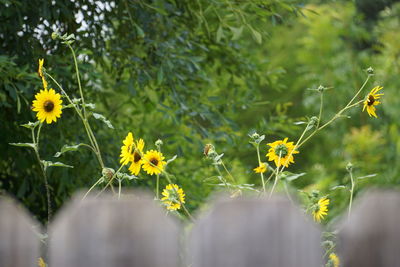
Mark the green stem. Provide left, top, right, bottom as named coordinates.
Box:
left=83, top=177, right=103, bottom=200
left=156, top=174, right=160, bottom=199
left=269, top=152, right=282, bottom=197
left=256, top=144, right=266, bottom=193
left=118, top=179, right=122, bottom=199
left=316, top=92, right=323, bottom=129
left=221, top=161, right=236, bottom=182
left=97, top=165, right=125, bottom=197
left=348, top=171, right=355, bottom=218
left=32, top=125, right=52, bottom=223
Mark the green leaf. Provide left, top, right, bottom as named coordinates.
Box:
left=42, top=160, right=73, bottom=169
left=330, top=185, right=347, bottom=191
left=20, top=121, right=40, bottom=129
left=249, top=27, right=262, bottom=44
left=116, top=172, right=138, bottom=180
left=9, top=142, right=36, bottom=149
left=166, top=155, right=177, bottom=165
left=157, top=67, right=164, bottom=85
left=92, top=113, right=114, bottom=129
left=216, top=25, right=224, bottom=43
left=54, top=144, right=88, bottom=157
left=281, top=172, right=306, bottom=181
left=229, top=26, right=244, bottom=40
left=357, top=174, right=377, bottom=180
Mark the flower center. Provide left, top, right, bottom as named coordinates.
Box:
left=274, top=144, right=288, bottom=157
left=43, top=100, right=54, bottom=112
left=367, top=95, right=375, bottom=106
left=150, top=158, right=158, bottom=166
left=133, top=151, right=141, bottom=163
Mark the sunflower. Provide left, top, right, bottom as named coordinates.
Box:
left=161, top=184, right=185, bottom=211
left=329, top=253, right=340, bottom=267
left=128, top=138, right=145, bottom=175
left=38, top=58, right=48, bottom=89
left=362, top=86, right=383, bottom=118
left=32, top=88, right=63, bottom=124
left=266, top=138, right=299, bottom=168
left=253, top=162, right=267, bottom=174
left=120, top=132, right=134, bottom=165
left=142, top=150, right=166, bottom=175
left=38, top=257, right=47, bottom=267
left=312, top=197, right=329, bottom=222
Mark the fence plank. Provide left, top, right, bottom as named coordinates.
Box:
left=338, top=190, right=400, bottom=267
left=0, top=196, right=41, bottom=267
left=189, top=195, right=322, bottom=267
left=49, top=192, right=180, bottom=267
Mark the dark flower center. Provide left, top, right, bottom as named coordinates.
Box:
left=150, top=158, right=158, bottom=166
left=133, top=152, right=141, bottom=162
left=367, top=95, right=375, bottom=106
left=43, top=100, right=54, bottom=112
left=274, top=144, right=288, bottom=157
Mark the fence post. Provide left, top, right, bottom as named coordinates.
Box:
left=189, top=195, right=322, bottom=267
left=0, top=196, right=41, bottom=267
left=338, top=190, right=400, bottom=267
left=48, top=191, right=180, bottom=267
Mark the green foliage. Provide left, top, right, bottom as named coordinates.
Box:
left=1, top=0, right=400, bottom=230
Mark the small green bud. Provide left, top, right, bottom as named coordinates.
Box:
left=51, top=31, right=59, bottom=40
left=102, top=167, right=115, bottom=181
left=155, top=139, right=163, bottom=147
left=366, top=67, right=374, bottom=75
left=346, top=162, right=353, bottom=172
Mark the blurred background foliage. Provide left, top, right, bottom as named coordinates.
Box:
left=1, top=0, right=400, bottom=223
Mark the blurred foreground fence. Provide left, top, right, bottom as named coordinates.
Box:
left=1, top=190, right=400, bottom=267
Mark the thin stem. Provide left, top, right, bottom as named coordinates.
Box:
left=221, top=161, right=236, bottom=182
left=118, top=179, right=122, bottom=199
left=67, top=44, right=87, bottom=118
left=32, top=125, right=52, bottom=223
left=156, top=174, right=160, bottom=199
left=256, top=145, right=266, bottom=193
left=269, top=152, right=282, bottom=197
left=348, top=171, right=355, bottom=218
left=83, top=177, right=103, bottom=200
left=181, top=202, right=195, bottom=221
left=316, top=92, right=324, bottom=128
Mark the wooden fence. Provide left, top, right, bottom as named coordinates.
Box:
left=0, top=190, right=399, bottom=267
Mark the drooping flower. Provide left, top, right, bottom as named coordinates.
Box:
left=266, top=138, right=299, bottom=168
left=312, top=197, right=329, bottom=222
left=128, top=138, right=145, bottom=175
left=329, top=253, right=340, bottom=267
left=142, top=150, right=166, bottom=175
left=253, top=162, right=267, bottom=174
left=362, top=86, right=383, bottom=118
left=38, top=59, right=44, bottom=78
left=38, top=58, right=48, bottom=89
left=120, top=132, right=134, bottom=165
left=32, top=88, right=63, bottom=124
left=161, top=184, right=185, bottom=211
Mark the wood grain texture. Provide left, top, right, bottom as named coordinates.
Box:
left=0, top=196, right=40, bottom=267
left=338, top=190, right=400, bottom=267
left=49, top=192, right=180, bottom=267
left=189, top=195, right=322, bottom=267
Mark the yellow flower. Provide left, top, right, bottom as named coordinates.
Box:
left=253, top=162, right=267, bottom=173
left=362, top=86, right=383, bottom=118
left=266, top=138, right=299, bottom=168
left=142, top=150, right=166, bottom=175
left=161, top=184, right=185, bottom=211
left=120, top=132, right=134, bottom=165
left=128, top=138, right=145, bottom=175
left=38, top=257, right=47, bottom=267
left=313, top=197, right=329, bottom=222
left=32, top=88, right=63, bottom=124
left=329, top=253, right=340, bottom=267
left=38, top=58, right=48, bottom=89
